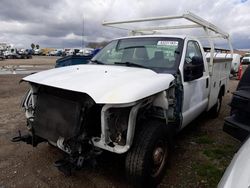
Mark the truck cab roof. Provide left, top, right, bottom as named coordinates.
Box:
left=114, top=35, right=187, bottom=41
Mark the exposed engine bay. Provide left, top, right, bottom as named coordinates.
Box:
left=12, top=81, right=178, bottom=174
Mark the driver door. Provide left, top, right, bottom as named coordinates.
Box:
left=181, top=40, right=209, bottom=128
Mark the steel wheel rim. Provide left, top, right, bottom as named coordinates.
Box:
left=151, top=140, right=167, bottom=177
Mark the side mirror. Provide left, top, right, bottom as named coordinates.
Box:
left=184, top=56, right=204, bottom=81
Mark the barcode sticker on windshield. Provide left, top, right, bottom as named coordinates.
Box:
left=157, top=41, right=178, bottom=46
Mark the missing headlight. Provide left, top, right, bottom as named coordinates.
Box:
left=107, top=107, right=131, bottom=146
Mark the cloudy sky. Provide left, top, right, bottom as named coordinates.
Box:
left=0, top=0, right=249, bottom=49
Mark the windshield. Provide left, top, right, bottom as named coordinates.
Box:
left=92, top=37, right=184, bottom=73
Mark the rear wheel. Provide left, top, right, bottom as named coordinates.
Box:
left=125, top=120, right=173, bottom=188
left=210, top=95, right=222, bottom=118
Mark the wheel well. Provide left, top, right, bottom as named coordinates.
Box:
left=135, top=116, right=176, bottom=140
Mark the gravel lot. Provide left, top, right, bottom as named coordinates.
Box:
left=0, top=56, right=240, bottom=188
left=0, top=56, right=58, bottom=67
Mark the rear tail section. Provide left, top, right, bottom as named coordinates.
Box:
left=238, top=63, right=243, bottom=80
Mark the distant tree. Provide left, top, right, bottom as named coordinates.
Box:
left=31, top=43, right=35, bottom=50
left=36, top=44, right=40, bottom=49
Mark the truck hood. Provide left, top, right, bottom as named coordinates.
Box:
left=23, top=65, right=175, bottom=104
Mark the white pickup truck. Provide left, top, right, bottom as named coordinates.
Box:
left=13, top=12, right=233, bottom=187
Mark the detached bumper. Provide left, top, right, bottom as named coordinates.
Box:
left=223, top=116, right=250, bottom=142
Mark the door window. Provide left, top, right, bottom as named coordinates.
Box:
left=185, top=41, right=204, bottom=64
left=184, top=41, right=205, bottom=81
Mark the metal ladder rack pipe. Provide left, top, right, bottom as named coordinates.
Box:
left=102, top=11, right=233, bottom=75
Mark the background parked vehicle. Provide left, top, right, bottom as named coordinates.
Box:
left=218, top=135, right=250, bottom=188
left=48, top=49, right=63, bottom=56
left=55, top=54, right=93, bottom=67
left=65, top=48, right=80, bottom=56
left=219, top=66, right=250, bottom=187
left=242, top=53, right=250, bottom=64
left=3, top=48, right=32, bottom=59
left=76, top=48, right=94, bottom=56
left=34, top=49, right=42, bottom=55
left=0, top=50, right=5, bottom=60
left=239, top=53, right=250, bottom=78
left=3, top=48, right=17, bottom=58
left=40, top=48, right=55, bottom=56
left=231, top=54, right=242, bottom=76
left=223, top=65, right=250, bottom=141
left=55, top=48, right=102, bottom=67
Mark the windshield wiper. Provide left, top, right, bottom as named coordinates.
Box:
left=117, top=46, right=145, bottom=51
left=114, top=62, right=148, bottom=69
left=90, top=59, right=104, bottom=65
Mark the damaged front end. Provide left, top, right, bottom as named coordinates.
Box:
left=13, top=82, right=151, bottom=174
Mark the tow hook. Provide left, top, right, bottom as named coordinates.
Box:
left=11, top=130, right=45, bottom=146
left=11, top=130, right=33, bottom=144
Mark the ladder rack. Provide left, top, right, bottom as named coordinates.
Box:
left=102, top=12, right=233, bottom=74
left=103, top=12, right=229, bottom=39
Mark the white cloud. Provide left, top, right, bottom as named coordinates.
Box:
left=64, top=33, right=82, bottom=40
left=0, top=0, right=249, bottom=49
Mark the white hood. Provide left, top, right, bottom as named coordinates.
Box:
left=23, top=65, right=175, bottom=104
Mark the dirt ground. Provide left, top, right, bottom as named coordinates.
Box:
left=0, top=57, right=240, bottom=188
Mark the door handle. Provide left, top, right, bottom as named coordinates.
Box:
left=206, top=78, right=209, bottom=88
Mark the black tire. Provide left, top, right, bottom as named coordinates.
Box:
left=125, top=120, right=173, bottom=188
left=210, top=95, right=222, bottom=118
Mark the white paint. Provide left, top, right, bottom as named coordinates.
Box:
left=205, top=53, right=232, bottom=110
left=231, top=54, right=241, bottom=73
left=182, top=77, right=209, bottom=127
left=23, top=64, right=175, bottom=104
left=179, top=37, right=210, bottom=129
left=157, top=41, right=178, bottom=46
left=242, top=54, right=250, bottom=63
left=218, top=137, right=250, bottom=188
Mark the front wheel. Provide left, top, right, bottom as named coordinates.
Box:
left=125, top=120, right=173, bottom=188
